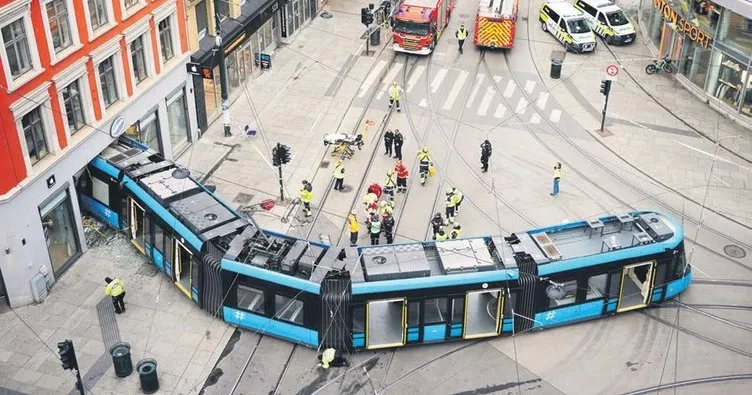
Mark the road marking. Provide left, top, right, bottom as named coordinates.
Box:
left=477, top=87, right=495, bottom=116
left=503, top=80, right=516, bottom=98
left=431, top=68, right=448, bottom=93
left=530, top=113, right=541, bottom=124
left=550, top=109, right=561, bottom=123
left=493, top=104, right=506, bottom=118
left=406, top=65, right=425, bottom=93
left=515, top=98, right=528, bottom=115
left=442, top=70, right=468, bottom=110
left=419, top=98, right=428, bottom=108
left=466, top=74, right=486, bottom=108
left=493, top=75, right=502, bottom=83
left=712, top=174, right=730, bottom=187
left=524, top=80, right=536, bottom=93
left=536, top=92, right=549, bottom=109
left=358, top=60, right=387, bottom=98
left=376, top=63, right=403, bottom=100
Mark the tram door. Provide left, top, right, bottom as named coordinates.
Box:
left=174, top=240, right=192, bottom=298
left=463, top=289, right=503, bottom=339
left=365, top=298, right=407, bottom=349
left=129, top=198, right=146, bottom=254
left=616, top=261, right=656, bottom=313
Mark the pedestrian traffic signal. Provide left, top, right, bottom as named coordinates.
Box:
left=272, top=143, right=292, bottom=166
left=57, top=340, right=78, bottom=371
left=361, top=8, right=370, bottom=26
left=600, top=80, right=612, bottom=96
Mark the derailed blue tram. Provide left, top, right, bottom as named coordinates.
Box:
left=77, top=138, right=692, bottom=350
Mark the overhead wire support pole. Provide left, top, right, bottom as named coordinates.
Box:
left=214, top=0, right=231, bottom=137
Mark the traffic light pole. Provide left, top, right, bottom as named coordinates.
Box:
left=74, top=369, right=84, bottom=395
left=278, top=165, right=285, bottom=202
left=214, top=0, right=231, bottom=137
left=600, top=91, right=610, bottom=132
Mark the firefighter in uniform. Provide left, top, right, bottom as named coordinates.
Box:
left=431, top=213, right=444, bottom=237
left=393, top=129, right=404, bottom=160
left=382, top=213, right=395, bottom=244
left=417, top=147, right=433, bottom=185
left=456, top=24, right=468, bottom=54
left=383, top=170, right=396, bottom=201
left=450, top=223, right=462, bottom=239
left=299, top=180, right=313, bottom=217
left=435, top=228, right=449, bottom=241
left=450, top=187, right=464, bottom=214
left=363, top=191, right=379, bottom=214
left=333, top=161, right=345, bottom=191
left=389, top=82, right=402, bottom=112
left=104, top=277, right=126, bottom=314
left=318, top=348, right=349, bottom=369
left=347, top=210, right=359, bottom=247
left=444, top=189, right=457, bottom=224
left=395, top=160, right=409, bottom=193
left=379, top=200, right=394, bottom=217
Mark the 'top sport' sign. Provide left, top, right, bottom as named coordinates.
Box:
left=653, top=0, right=713, bottom=49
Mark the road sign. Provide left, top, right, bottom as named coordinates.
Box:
left=187, top=62, right=214, bottom=80
left=605, top=64, right=619, bottom=81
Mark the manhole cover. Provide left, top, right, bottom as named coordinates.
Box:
left=233, top=192, right=254, bottom=204
left=320, top=161, right=331, bottom=168
left=724, top=245, right=747, bottom=258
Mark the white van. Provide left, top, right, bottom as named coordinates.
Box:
left=574, top=0, right=636, bottom=45
left=540, top=0, right=597, bottom=53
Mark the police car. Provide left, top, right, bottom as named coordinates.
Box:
left=574, top=0, right=636, bottom=45
left=540, top=0, right=597, bottom=53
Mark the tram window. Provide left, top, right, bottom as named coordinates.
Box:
left=91, top=176, right=110, bottom=206
left=153, top=223, right=165, bottom=252
left=504, top=293, right=517, bottom=316
left=673, top=250, right=687, bottom=279
left=451, top=297, right=464, bottom=323
left=352, top=305, right=365, bottom=332
left=407, top=301, right=420, bottom=327
left=164, top=235, right=173, bottom=263
left=237, top=285, right=265, bottom=314
left=548, top=280, right=577, bottom=307
left=586, top=274, right=608, bottom=300
left=144, top=215, right=152, bottom=247
left=423, top=298, right=448, bottom=324
left=191, top=255, right=201, bottom=290
left=655, top=263, right=667, bottom=288
left=275, top=295, right=304, bottom=325
left=607, top=273, right=621, bottom=298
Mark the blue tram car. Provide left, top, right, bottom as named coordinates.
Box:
left=77, top=138, right=692, bottom=350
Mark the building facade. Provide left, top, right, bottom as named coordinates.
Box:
left=0, top=0, right=197, bottom=309
left=186, top=0, right=320, bottom=131
left=640, top=0, right=752, bottom=120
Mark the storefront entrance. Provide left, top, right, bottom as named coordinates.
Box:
left=282, top=0, right=317, bottom=42
left=40, top=189, right=81, bottom=277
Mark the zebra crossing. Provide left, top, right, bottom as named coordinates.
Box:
left=359, top=60, right=564, bottom=126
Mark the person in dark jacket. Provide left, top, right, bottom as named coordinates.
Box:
left=480, top=140, right=492, bottom=173
left=384, top=129, right=394, bottom=156
left=431, top=213, right=444, bottom=238
left=393, top=129, right=404, bottom=160
left=382, top=213, right=395, bottom=244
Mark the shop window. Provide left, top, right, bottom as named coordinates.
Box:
left=275, top=294, right=304, bottom=325
left=140, top=112, right=161, bottom=153
left=547, top=279, right=577, bottom=308
left=450, top=297, right=464, bottom=323
left=40, top=190, right=80, bottom=276
left=680, top=39, right=711, bottom=89
left=167, top=88, right=190, bottom=154
left=709, top=52, right=746, bottom=109
left=740, top=70, right=752, bottom=117
left=237, top=284, right=265, bottom=314
left=717, top=8, right=752, bottom=57
left=586, top=274, right=607, bottom=300
left=423, top=298, right=448, bottom=324
left=407, top=301, right=420, bottom=326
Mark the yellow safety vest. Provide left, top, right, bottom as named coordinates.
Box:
left=348, top=214, right=360, bottom=232
left=457, top=28, right=468, bottom=40
left=321, top=348, right=336, bottom=369
left=554, top=168, right=562, bottom=179
left=451, top=190, right=463, bottom=205
left=384, top=175, right=396, bottom=187
left=435, top=233, right=448, bottom=241
left=445, top=195, right=456, bottom=207
left=418, top=153, right=431, bottom=163
left=333, top=164, right=345, bottom=179
left=105, top=279, right=125, bottom=297
left=299, top=189, right=313, bottom=203
left=390, top=85, right=400, bottom=100
left=451, top=228, right=462, bottom=239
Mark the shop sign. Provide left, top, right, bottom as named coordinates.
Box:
left=225, top=33, right=247, bottom=55
left=46, top=175, right=56, bottom=189
left=653, top=0, right=712, bottom=49
left=280, top=3, right=288, bottom=38
left=110, top=116, right=126, bottom=137
left=260, top=53, right=272, bottom=69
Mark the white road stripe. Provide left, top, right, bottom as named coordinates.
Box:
left=515, top=98, right=528, bottom=115
left=419, top=98, right=428, bottom=108
left=442, top=70, right=468, bottom=110
left=550, top=109, right=561, bottom=123
left=406, top=65, right=425, bottom=93
left=493, top=104, right=506, bottom=118
left=524, top=80, right=536, bottom=93
left=477, top=87, right=495, bottom=116
left=536, top=92, right=549, bottom=109
left=466, top=74, right=486, bottom=108
left=493, top=75, right=502, bottom=83
left=530, top=113, right=541, bottom=124
left=376, top=63, right=403, bottom=100
left=431, top=68, right=448, bottom=93
left=503, top=80, right=516, bottom=98
left=358, top=60, right=387, bottom=98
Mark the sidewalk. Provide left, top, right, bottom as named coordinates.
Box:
left=176, top=0, right=395, bottom=237
left=0, top=226, right=232, bottom=394
left=527, top=4, right=752, bottom=228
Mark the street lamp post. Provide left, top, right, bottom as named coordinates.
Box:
left=214, top=0, right=231, bottom=137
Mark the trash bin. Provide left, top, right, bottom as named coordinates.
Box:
left=109, top=342, right=133, bottom=378
left=550, top=59, right=562, bottom=79
left=136, top=359, right=159, bottom=394
left=370, top=27, right=381, bottom=46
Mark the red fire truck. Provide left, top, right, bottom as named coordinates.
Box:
left=392, top=0, right=457, bottom=55
left=474, top=0, right=519, bottom=49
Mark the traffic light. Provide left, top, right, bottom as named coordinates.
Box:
left=272, top=145, right=281, bottom=166
left=272, top=143, right=291, bottom=167
left=365, top=12, right=374, bottom=26
left=57, top=340, right=78, bottom=371
left=361, top=7, right=369, bottom=26
left=599, top=80, right=612, bottom=96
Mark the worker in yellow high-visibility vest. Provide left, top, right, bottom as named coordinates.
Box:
left=104, top=277, right=126, bottom=314
left=456, top=24, right=469, bottom=54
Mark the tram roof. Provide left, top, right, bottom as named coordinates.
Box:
left=478, top=0, right=516, bottom=18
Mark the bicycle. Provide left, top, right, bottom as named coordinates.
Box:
left=645, top=56, right=674, bottom=74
